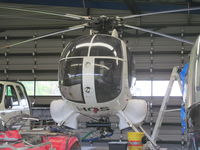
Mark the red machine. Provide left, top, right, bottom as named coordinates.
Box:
left=0, top=130, right=80, bottom=150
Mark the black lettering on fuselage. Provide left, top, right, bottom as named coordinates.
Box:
left=76, top=107, right=110, bottom=112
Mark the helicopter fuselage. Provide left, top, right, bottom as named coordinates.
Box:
left=50, top=34, right=147, bottom=129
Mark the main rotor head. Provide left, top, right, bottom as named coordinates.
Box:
left=86, top=15, right=123, bottom=34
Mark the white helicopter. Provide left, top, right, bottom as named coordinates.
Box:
left=1, top=5, right=200, bottom=148
left=183, top=35, right=200, bottom=149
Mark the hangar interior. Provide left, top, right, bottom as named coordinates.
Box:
left=0, top=0, right=200, bottom=150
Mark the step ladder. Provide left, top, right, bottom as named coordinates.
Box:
left=151, top=66, right=183, bottom=142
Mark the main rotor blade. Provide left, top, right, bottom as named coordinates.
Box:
left=0, top=6, right=90, bottom=20
left=1, top=24, right=87, bottom=49
left=124, top=24, right=194, bottom=45
left=122, top=7, right=200, bottom=19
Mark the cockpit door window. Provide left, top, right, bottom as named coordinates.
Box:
left=59, top=58, right=85, bottom=103
left=94, top=59, right=122, bottom=103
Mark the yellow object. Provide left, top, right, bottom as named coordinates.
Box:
left=127, top=132, right=144, bottom=150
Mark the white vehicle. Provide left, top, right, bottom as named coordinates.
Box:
left=0, top=81, right=31, bottom=123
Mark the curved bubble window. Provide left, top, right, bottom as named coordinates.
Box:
left=90, top=35, right=122, bottom=58
left=59, top=58, right=85, bottom=103
left=59, top=34, right=123, bottom=103
left=61, top=35, right=123, bottom=58
left=94, top=59, right=122, bottom=103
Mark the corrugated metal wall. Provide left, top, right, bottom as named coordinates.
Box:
left=0, top=30, right=199, bottom=80
left=0, top=3, right=200, bottom=80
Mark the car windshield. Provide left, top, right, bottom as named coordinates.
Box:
left=0, top=84, right=3, bottom=103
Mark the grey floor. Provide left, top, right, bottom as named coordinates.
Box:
left=81, top=142, right=187, bottom=150
left=81, top=143, right=109, bottom=150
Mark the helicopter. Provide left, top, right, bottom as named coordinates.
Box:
left=0, top=4, right=200, bottom=148
left=182, top=35, right=200, bottom=149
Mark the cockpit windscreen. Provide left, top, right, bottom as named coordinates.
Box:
left=59, top=35, right=123, bottom=103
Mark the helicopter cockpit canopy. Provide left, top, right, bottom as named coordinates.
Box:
left=59, top=34, right=124, bottom=104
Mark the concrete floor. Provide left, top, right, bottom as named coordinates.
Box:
left=82, top=146, right=108, bottom=150
left=82, top=143, right=109, bottom=150
left=81, top=142, right=187, bottom=150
